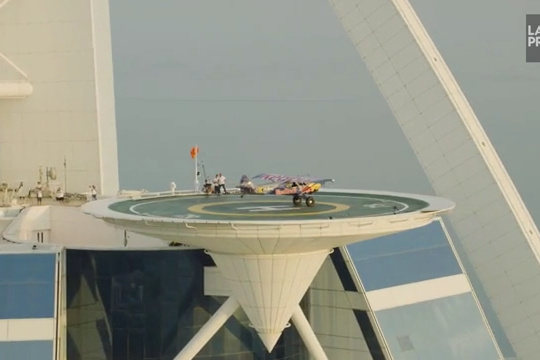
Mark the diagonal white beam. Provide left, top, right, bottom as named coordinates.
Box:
left=291, top=305, right=329, bottom=360
left=0, top=0, right=12, bottom=11
left=0, top=0, right=33, bottom=98
left=174, top=296, right=240, bottom=360
left=0, top=0, right=26, bottom=78
left=327, top=0, right=539, bottom=358
left=0, top=52, right=29, bottom=79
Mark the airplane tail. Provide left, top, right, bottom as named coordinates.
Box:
left=239, top=175, right=255, bottom=196
left=240, top=175, right=251, bottom=185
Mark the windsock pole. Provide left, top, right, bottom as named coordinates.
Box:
left=194, top=145, right=199, bottom=192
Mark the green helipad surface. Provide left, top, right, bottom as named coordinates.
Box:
left=108, top=191, right=430, bottom=221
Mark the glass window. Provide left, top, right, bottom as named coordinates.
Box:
left=347, top=221, right=462, bottom=291
left=0, top=340, right=54, bottom=359
left=0, top=253, right=56, bottom=319
left=66, top=249, right=308, bottom=360
left=374, top=293, right=501, bottom=360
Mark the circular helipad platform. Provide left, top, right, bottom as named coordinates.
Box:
left=108, top=191, right=430, bottom=221
left=83, top=189, right=454, bottom=254
left=82, top=188, right=454, bottom=357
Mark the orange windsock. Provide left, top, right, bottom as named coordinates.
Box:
left=190, top=146, right=199, bottom=159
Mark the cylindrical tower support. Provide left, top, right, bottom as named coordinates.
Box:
left=174, top=296, right=240, bottom=360
left=291, top=304, right=329, bottom=360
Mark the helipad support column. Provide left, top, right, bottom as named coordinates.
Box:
left=174, top=297, right=240, bottom=360
left=208, top=249, right=332, bottom=351
left=327, top=0, right=540, bottom=357
left=291, top=305, right=328, bottom=360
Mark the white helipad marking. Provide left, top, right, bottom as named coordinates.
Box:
left=361, top=198, right=409, bottom=214
left=364, top=203, right=393, bottom=208
left=189, top=201, right=349, bottom=217
left=173, top=214, right=201, bottom=219
left=129, top=199, right=203, bottom=218
left=129, top=197, right=194, bottom=215
left=236, top=205, right=299, bottom=212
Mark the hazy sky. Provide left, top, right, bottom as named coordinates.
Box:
left=109, top=0, right=540, bottom=223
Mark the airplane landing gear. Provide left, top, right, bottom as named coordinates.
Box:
left=293, top=195, right=302, bottom=206
left=305, top=196, right=315, bottom=207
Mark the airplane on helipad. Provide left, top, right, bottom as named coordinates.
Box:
left=238, top=173, right=335, bottom=207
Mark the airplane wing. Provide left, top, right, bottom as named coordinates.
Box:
left=253, top=173, right=335, bottom=185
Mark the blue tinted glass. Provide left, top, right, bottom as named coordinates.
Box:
left=0, top=340, right=53, bottom=360
left=0, top=283, right=55, bottom=319
left=375, top=293, right=500, bottom=360
left=353, top=245, right=461, bottom=291
left=0, top=254, right=55, bottom=284
left=349, top=221, right=450, bottom=258
left=66, top=249, right=308, bottom=360
left=347, top=222, right=462, bottom=290
left=0, top=254, right=56, bottom=319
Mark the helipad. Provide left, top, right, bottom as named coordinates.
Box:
left=84, top=189, right=454, bottom=255
left=83, top=188, right=454, bottom=359
left=108, top=191, right=432, bottom=221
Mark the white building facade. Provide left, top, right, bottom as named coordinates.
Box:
left=0, top=0, right=119, bottom=195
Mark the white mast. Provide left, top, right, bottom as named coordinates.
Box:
left=194, top=145, right=199, bottom=192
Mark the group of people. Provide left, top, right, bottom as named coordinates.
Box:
left=32, top=182, right=97, bottom=204
left=33, top=181, right=64, bottom=204
left=203, top=173, right=228, bottom=195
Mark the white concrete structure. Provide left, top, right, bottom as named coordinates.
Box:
left=82, top=191, right=454, bottom=359
left=0, top=0, right=119, bottom=195
left=2, top=205, right=163, bottom=248
left=328, top=0, right=540, bottom=358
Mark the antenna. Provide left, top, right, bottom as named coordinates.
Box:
left=200, top=161, right=208, bottom=180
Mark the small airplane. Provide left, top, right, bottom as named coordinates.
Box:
left=238, top=173, right=335, bottom=207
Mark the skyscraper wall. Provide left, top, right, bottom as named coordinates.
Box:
left=0, top=0, right=119, bottom=195
left=327, top=1, right=540, bottom=357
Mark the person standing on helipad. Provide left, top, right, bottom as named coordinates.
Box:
left=213, top=174, right=220, bottom=195
left=218, top=173, right=228, bottom=195
left=36, top=182, right=43, bottom=205
left=55, top=187, right=64, bottom=202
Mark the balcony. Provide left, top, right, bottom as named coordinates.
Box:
left=0, top=79, right=33, bottom=99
